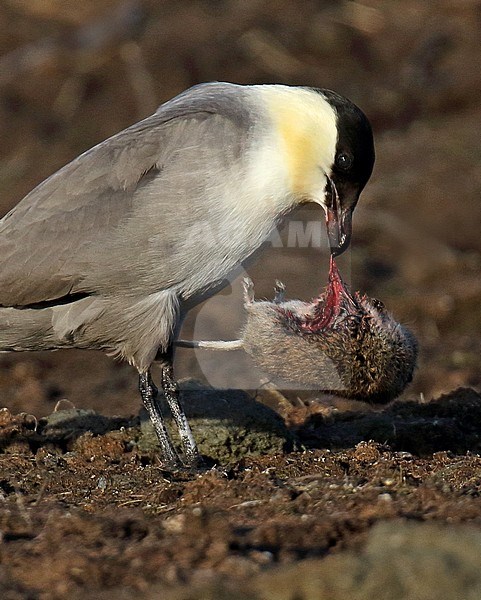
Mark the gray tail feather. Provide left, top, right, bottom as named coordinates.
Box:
left=0, top=306, right=61, bottom=351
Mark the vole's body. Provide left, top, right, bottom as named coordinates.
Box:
left=241, top=260, right=417, bottom=403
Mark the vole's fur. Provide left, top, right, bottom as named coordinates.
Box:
left=242, top=262, right=417, bottom=403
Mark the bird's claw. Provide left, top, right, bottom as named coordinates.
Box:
left=274, top=280, right=286, bottom=303
left=243, top=277, right=255, bottom=305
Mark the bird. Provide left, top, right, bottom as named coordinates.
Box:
left=0, top=82, right=375, bottom=468
left=239, top=258, right=418, bottom=403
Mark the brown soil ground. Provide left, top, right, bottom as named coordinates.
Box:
left=2, top=385, right=481, bottom=599
left=0, top=1, right=481, bottom=598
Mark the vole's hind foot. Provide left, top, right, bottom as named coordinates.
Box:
left=243, top=277, right=255, bottom=305
left=274, top=280, right=286, bottom=303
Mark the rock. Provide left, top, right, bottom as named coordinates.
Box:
left=253, top=520, right=481, bottom=600
left=39, top=407, right=129, bottom=444
left=137, top=379, right=293, bottom=462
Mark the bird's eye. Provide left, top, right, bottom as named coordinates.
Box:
left=335, top=152, right=353, bottom=171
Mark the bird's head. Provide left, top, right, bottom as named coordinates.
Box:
left=262, top=86, right=375, bottom=256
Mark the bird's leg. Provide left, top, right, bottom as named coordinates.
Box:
left=156, top=351, right=201, bottom=468
left=139, top=370, right=181, bottom=468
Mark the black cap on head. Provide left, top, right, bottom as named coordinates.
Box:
left=317, top=89, right=375, bottom=256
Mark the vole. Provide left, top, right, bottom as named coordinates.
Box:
left=179, top=258, right=417, bottom=404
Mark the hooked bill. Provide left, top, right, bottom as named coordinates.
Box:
left=242, top=260, right=417, bottom=403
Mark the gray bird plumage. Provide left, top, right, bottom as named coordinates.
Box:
left=0, top=83, right=270, bottom=368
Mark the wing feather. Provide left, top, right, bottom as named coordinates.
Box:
left=0, top=83, right=254, bottom=307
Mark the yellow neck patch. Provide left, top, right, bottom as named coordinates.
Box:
left=260, top=86, right=338, bottom=199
